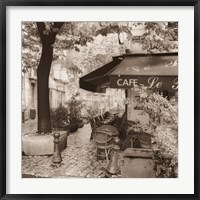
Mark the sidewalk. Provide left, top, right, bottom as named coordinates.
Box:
left=22, top=123, right=124, bottom=178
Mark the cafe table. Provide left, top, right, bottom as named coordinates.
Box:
left=97, top=125, right=119, bottom=137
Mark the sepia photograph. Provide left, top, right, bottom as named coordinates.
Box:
left=22, top=21, right=178, bottom=178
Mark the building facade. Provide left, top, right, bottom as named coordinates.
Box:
left=22, top=60, right=69, bottom=122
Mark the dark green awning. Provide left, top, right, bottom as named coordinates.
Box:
left=109, top=53, right=178, bottom=92
left=79, top=53, right=178, bottom=93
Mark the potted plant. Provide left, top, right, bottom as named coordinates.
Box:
left=69, top=116, right=79, bottom=133
left=78, top=118, right=84, bottom=128
left=67, top=93, right=82, bottom=133
left=50, top=104, right=69, bottom=132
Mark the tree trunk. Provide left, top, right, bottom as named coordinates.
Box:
left=36, top=22, right=64, bottom=134
left=37, top=43, right=54, bottom=134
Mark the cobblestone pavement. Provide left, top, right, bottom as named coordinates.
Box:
left=22, top=123, right=124, bottom=178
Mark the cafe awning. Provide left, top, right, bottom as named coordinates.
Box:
left=109, top=53, right=178, bottom=92
left=79, top=53, right=178, bottom=93
left=79, top=56, right=124, bottom=93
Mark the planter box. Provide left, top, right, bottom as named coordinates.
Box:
left=54, top=125, right=69, bottom=133
left=78, top=123, right=84, bottom=128
left=121, top=157, right=156, bottom=178
left=22, top=131, right=67, bottom=156
left=121, top=148, right=156, bottom=178
left=123, top=148, right=155, bottom=158
left=69, top=123, right=78, bottom=133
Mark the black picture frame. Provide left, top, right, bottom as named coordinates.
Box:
left=0, top=0, right=199, bottom=199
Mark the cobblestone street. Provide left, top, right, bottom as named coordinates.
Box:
left=22, top=123, right=124, bottom=178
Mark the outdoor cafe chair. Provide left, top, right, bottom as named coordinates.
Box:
left=94, top=116, right=102, bottom=126
left=93, top=129, right=113, bottom=164
left=99, top=114, right=104, bottom=121
left=102, top=113, right=106, bottom=119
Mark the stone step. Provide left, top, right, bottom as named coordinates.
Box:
left=123, top=148, right=155, bottom=158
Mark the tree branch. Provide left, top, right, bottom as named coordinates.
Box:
left=36, top=22, right=46, bottom=43
left=54, top=22, right=64, bottom=30
left=36, top=22, right=64, bottom=45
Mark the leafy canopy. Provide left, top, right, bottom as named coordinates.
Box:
left=22, top=22, right=178, bottom=72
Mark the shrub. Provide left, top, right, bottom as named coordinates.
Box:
left=152, top=125, right=178, bottom=177
left=128, top=119, right=148, bottom=133
left=125, top=85, right=178, bottom=177
left=50, top=105, right=69, bottom=130
left=66, top=93, right=83, bottom=125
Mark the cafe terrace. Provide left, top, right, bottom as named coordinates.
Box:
left=79, top=52, right=178, bottom=177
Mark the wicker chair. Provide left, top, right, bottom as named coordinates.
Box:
left=93, top=129, right=113, bottom=164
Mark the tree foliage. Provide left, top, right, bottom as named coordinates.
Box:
left=22, top=23, right=41, bottom=73
left=141, top=22, right=178, bottom=53
left=22, top=21, right=178, bottom=73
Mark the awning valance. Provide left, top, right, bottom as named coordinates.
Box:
left=109, top=53, right=178, bottom=92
